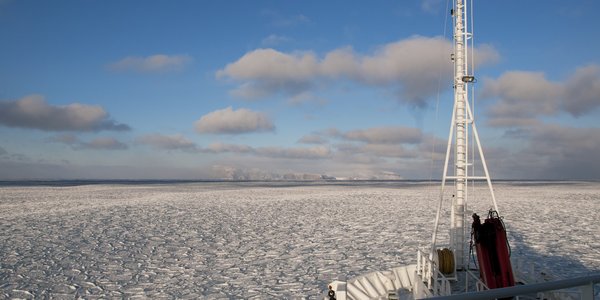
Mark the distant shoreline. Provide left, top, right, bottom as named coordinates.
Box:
left=0, top=179, right=597, bottom=187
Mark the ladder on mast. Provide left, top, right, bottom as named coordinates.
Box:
left=430, top=0, right=500, bottom=271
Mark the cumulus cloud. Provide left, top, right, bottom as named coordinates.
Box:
left=527, top=124, right=600, bottom=158
left=194, top=107, right=275, bottom=134
left=298, top=126, right=428, bottom=159
left=48, top=134, right=128, bottom=150
left=217, top=36, right=499, bottom=106
left=218, top=49, right=318, bottom=82
left=313, top=126, right=423, bottom=145
left=482, top=64, right=600, bottom=127
left=108, top=54, right=193, bottom=73
left=495, top=123, right=600, bottom=179
left=330, top=40, right=498, bottom=107
left=482, top=71, right=561, bottom=127
left=0, top=95, right=130, bottom=132
left=562, top=65, right=600, bottom=116
left=217, top=49, right=318, bottom=100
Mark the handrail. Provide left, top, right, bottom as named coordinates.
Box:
left=465, top=269, right=488, bottom=292
left=416, top=248, right=452, bottom=296
left=432, top=270, right=451, bottom=296
left=425, top=273, right=600, bottom=300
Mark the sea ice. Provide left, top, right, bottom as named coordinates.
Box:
left=0, top=181, right=598, bottom=299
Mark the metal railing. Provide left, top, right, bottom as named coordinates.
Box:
left=416, top=249, right=452, bottom=297
left=464, top=269, right=488, bottom=292
left=424, top=273, right=600, bottom=300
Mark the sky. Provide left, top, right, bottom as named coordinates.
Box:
left=1, top=0, right=599, bottom=180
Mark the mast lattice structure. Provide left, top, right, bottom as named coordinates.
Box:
left=430, top=0, right=500, bottom=271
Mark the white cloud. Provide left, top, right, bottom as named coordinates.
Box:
left=137, top=134, right=198, bottom=151
left=482, top=64, right=600, bottom=127
left=108, top=54, right=192, bottom=73
left=47, top=134, right=129, bottom=150
left=48, top=134, right=128, bottom=150
left=362, top=143, right=418, bottom=158
left=297, top=126, right=429, bottom=159
left=340, top=127, right=423, bottom=144
left=482, top=71, right=561, bottom=127
left=261, top=34, right=292, bottom=47
left=287, top=92, right=328, bottom=107
left=335, top=143, right=417, bottom=158
left=0, top=95, right=130, bottom=132
left=421, top=0, right=444, bottom=14
left=205, top=142, right=253, bottom=154
left=255, top=146, right=330, bottom=159
left=205, top=142, right=331, bottom=160
left=313, top=126, right=424, bottom=145
left=493, top=123, right=600, bottom=179
left=83, top=137, right=128, bottom=150
left=298, top=134, right=328, bottom=144
left=194, top=107, right=275, bottom=134
left=563, top=64, right=600, bottom=116
left=217, top=49, right=318, bottom=100
left=261, top=10, right=311, bottom=27
left=417, top=135, right=448, bottom=161
left=47, top=133, right=79, bottom=145
left=217, top=36, right=499, bottom=107
left=135, top=132, right=328, bottom=160
left=217, top=49, right=318, bottom=82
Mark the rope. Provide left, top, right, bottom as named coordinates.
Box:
left=438, top=248, right=455, bottom=274
left=428, top=0, right=454, bottom=257
left=428, top=0, right=452, bottom=183
left=469, top=0, right=476, bottom=207
left=469, top=222, right=479, bottom=269
left=499, top=214, right=512, bottom=257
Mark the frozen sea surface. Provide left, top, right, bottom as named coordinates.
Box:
left=1, top=181, right=599, bottom=299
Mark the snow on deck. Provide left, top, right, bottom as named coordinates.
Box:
left=1, top=181, right=599, bottom=298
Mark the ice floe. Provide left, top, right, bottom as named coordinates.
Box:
left=0, top=181, right=598, bottom=298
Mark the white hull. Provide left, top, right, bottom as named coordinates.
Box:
left=328, top=264, right=418, bottom=300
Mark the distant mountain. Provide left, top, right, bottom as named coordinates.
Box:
left=210, top=165, right=335, bottom=181
left=209, top=165, right=403, bottom=181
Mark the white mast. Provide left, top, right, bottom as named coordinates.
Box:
left=450, top=0, right=479, bottom=271
left=451, top=0, right=469, bottom=270
left=431, top=0, right=499, bottom=271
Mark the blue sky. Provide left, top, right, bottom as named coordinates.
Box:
left=1, top=0, right=599, bottom=180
